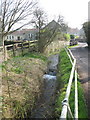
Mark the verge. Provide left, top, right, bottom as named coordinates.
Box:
left=55, top=49, right=88, bottom=119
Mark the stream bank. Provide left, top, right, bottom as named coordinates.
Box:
left=30, top=54, right=59, bottom=118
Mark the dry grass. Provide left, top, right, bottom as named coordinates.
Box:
left=2, top=56, right=47, bottom=118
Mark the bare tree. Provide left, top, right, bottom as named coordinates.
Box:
left=1, top=0, right=37, bottom=59
left=31, top=8, right=47, bottom=40
left=39, top=17, right=68, bottom=52
left=57, top=15, right=68, bottom=33
left=38, top=20, right=61, bottom=52
left=32, top=10, right=68, bottom=53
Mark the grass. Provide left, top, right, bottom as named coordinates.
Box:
left=9, top=52, right=47, bottom=62
left=55, top=49, right=88, bottom=119
left=23, top=52, right=47, bottom=62
left=2, top=52, right=47, bottom=74
left=55, top=49, right=72, bottom=117
left=68, top=44, right=78, bottom=48
left=2, top=51, right=47, bottom=119
left=69, top=81, right=88, bottom=118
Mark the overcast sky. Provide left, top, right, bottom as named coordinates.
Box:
left=39, top=0, right=89, bottom=29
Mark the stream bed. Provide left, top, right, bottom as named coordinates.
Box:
left=30, top=54, right=59, bottom=118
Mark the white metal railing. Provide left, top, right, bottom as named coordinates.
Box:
left=60, top=47, right=78, bottom=120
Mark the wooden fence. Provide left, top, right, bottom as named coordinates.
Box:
left=0, top=40, right=38, bottom=61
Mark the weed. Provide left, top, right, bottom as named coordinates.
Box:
left=11, top=67, right=23, bottom=74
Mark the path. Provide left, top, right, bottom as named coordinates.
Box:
left=70, top=42, right=90, bottom=118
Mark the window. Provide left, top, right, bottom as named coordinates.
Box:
left=12, top=36, right=14, bottom=39
left=17, top=36, right=20, bottom=40
left=9, top=36, right=11, bottom=39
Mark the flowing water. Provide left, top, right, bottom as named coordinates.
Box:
left=31, top=54, right=59, bottom=118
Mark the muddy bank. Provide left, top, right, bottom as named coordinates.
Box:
left=30, top=54, right=59, bottom=118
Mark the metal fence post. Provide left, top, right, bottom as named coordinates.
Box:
left=60, top=99, right=68, bottom=119
left=75, top=70, right=78, bottom=119
left=67, top=104, right=74, bottom=119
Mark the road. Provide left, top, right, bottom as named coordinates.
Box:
left=70, top=42, right=90, bottom=118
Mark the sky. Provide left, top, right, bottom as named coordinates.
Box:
left=39, top=0, right=89, bottom=29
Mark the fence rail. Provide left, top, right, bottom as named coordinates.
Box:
left=60, top=47, right=78, bottom=120
left=0, top=40, right=38, bottom=61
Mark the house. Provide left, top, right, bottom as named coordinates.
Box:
left=44, top=20, right=61, bottom=31
left=6, top=29, right=38, bottom=41
left=67, top=27, right=80, bottom=36
left=43, top=20, right=63, bottom=40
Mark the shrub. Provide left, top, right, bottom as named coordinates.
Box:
left=70, top=34, right=75, bottom=39
left=63, top=33, right=70, bottom=41
left=83, top=21, right=90, bottom=47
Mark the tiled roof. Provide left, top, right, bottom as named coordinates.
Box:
left=11, top=29, right=38, bottom=35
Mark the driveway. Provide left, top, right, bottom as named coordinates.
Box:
left=70, top=42, right=90, bottom=118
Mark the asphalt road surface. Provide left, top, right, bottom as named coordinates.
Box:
left=70, top=42, right=90, bottom=118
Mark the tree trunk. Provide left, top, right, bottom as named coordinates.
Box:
left=2, top=36, right=5, bottom=61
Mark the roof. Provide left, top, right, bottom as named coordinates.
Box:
left=9, top=29, right=38, bottom=35
left=44, top=20, right=61, bottom=30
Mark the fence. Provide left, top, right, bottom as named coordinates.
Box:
left=0, top=40, right=38, bottom=61
left=60, top=47, right=78, bottom=120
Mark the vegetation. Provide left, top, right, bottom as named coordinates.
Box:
left=32, top=8, right=68, bottom=53
left=83, top=21, right=90, bottom=47
left=55, top=49, right=88, bottom=119
left=68, top=44, right=78, bottom=48
left=55, top=49, right=72, bottom=118
left=2, top=0, right=36, bottom=37
left=2, top=52, right=47, bottom=119
left=1, top=0, right=37, bottom=60
left=63, top=33, right=70, bottom=41
left=70, top=34, right=75, bottom=39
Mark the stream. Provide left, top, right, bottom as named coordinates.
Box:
left=30, top=54, right=59, bottom=118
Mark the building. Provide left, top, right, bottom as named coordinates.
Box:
left=67, top=27, right=80, bottom=36
left=44, top=20, right=61, bottom=31
left=6, top=29, right=38, bottom=41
